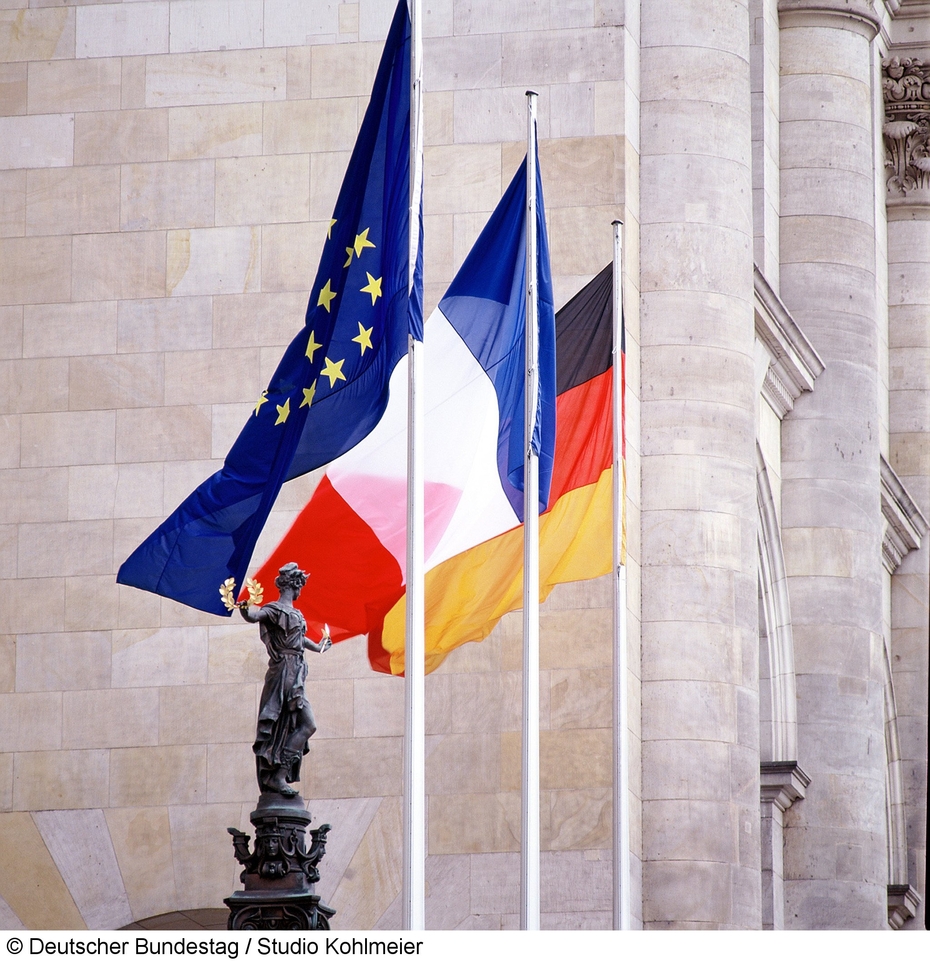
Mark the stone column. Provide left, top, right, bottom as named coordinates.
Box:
left=777, top=0, right=888, bottom=928
left=882, top=53, right=930, bottom=930
left=640, top=0, right=760, bottom=928
left=751, top=0, right=782, bottom=287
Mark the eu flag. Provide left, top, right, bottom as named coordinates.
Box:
left=118, top=0, right=421, bottom=616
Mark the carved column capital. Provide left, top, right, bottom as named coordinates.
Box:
left=882, top=56, right=930, bottom=205
left=778, top=1, right=881, bottom=39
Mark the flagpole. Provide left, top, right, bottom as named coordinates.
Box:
left=403, top=0, right=425, bottom=932
left=611, top=219, right=631, bottom=930
left=521, top=89, right=541, bottom=932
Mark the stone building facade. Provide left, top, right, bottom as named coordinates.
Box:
left=0, top=0, right=926, bottom=931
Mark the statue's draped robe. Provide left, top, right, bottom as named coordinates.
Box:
left=254, top=601, right=310, bottom=786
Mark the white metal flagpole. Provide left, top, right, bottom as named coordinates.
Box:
left=611, top=219, right=631, bottom=930
left=402, top=0, right=425, bottom=932
left=521, top=89, right=541, bottom=932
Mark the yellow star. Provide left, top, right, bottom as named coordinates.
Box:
left=300, top=380, right=317, bottom=409
left=328, top=218, right=336, bottom=239
left=320, top=356, right=347, bottom=387
left=317, top=279, right=337, bottom=313
left=344, top=246, right=354, bottom=268
left=253, top=389, right=268, bottom=417
left=352, top=322, right=374, bottom=355
left=360, top=272, right=382, bottom=305
left=305, top=330, right=322, bottom=362
left=353, top=227, right=376, bottom=258
left=275, top=397, right=291, bottom=425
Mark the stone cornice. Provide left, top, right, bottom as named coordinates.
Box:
left=887, top=3, right=930, bottom=54
left=760, top=761, right=811, bottom=812
left=887, top=883, right=921, bottom=929
left=895, top=0, right=929, bottom=17
left=778, top=0, right=882, bottom=39
left=887, top=201, right=930, bottom=219
left=880, top=455, right=928, bottom=573
left=753, top=267, right=825, bottom=419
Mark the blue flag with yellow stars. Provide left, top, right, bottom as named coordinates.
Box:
left=118, top=0, right=422, bottom=616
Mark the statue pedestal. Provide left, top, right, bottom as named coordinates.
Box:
left=224, top=792, right=335, bottom=930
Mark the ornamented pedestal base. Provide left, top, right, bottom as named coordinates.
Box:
left=225, top=792, right=335, bottom=930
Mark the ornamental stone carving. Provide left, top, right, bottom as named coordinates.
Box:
left=882, top=57, right=930, bottom=203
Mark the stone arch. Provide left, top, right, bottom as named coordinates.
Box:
left=882, top=642, right=921, bottom=927
left=882, top=643, right=908, bottom=887
left=756, top=447, right=810, bottom=929
left=0, top=795, right=395, bottom=931
left=121, top=909, right=228, bottom=930
left=756, top=446, right=798, bottom=763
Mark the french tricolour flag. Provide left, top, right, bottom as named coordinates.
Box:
left=253, top=156, right=577, bottom=674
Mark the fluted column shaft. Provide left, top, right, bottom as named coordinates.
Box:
left=639, top=0, right=760, bottom=928
left=777, top=0, right=888, bottom=928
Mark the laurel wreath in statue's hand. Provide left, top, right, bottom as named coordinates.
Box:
left=219, top=577, right=264, bottom=612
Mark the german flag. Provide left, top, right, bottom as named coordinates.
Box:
left=253, top=264, right=621, bottom=675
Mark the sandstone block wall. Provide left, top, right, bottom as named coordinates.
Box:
left=0, top=0, right=638, bottom=930
left=2, top=0, right=926, bottom=933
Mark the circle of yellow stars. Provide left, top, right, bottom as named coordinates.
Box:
left=254, top=222, right=383, bottom=426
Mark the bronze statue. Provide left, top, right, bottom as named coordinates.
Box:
left=235, top=563, right=331, bottom=797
